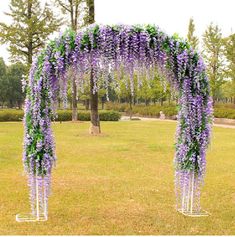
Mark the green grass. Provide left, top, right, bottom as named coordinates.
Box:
left=0, top=121, right=234, bottom=235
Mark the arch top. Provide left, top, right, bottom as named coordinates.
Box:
left=29, top=23, right=210, bottom=103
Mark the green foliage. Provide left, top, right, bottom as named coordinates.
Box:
left=203, top=23, right=225, bottom=103
left=0, top=109, right=121, bottom=122
left=187, top=18, right=199, bottom=50
left=220, top=80, right=235, bottom=101
left=224, top=34, right=235, bottom=81
left=6, top=63, right=26, bottom=108
left=105, top=102, right=128, bottom=112
left=99, top=110, right=121, bottom=121
left=213, top=103, right=235, bottom=119
left=112, top=68, right=173, bottom=107
left=0, top=58, right=7, bottom=105
left=0, top=109, right=24, bottom=121
left=105, top=102, right=235, bottom=120
left=0, top=58, right=26, bottom=108
left=132, top=105, right=177, bottom=117
left=56, top=110, right=121, bottom=121
left=213, top=108, right=235, bottom=119
left=0, top=0, right=62, bottom=66
left=223, top=34, right=235, bottom=102
left=105, top=102, right=177, bottom=118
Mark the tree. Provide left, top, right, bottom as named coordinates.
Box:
left=84, top=0, right=95, bottom=25
left=84, top=0, right=100, bottom=134
left=6, top=63, right=26, bottom=108
left=0, top=58, right=7, bottom=107
left=202, top=23, right=225, bottom=105
left=220, top=80, right=235, bottom=103
left=224, top=33, right=235, bottom=103
left=55, top=0, right=100, bottom=133
left=149, top=75, right=171, bottom=106
left=55, top=0, right=84, bottom=121
left=55, top=0, right=83, bottom=32
left=0, top=0, right=62, bottom=67
left=187, top=18, right=199, bottom=50
left=0, top=58, right=26, bottom=108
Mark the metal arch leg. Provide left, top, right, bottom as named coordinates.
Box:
left=16, top=175, right=48, bottom=222
left=177, top=171, right=210, bottom=217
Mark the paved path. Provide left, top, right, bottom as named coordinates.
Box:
left=121, top=116, right=235, bottom=129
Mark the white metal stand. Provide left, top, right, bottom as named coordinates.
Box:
left=16, top=176, right=48, bottom=222
left=177, top=171, right=209, bottom=217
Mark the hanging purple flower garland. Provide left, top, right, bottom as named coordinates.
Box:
left=23, top=24, right=213, bottom=213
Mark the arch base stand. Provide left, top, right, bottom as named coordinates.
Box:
left=16, top=213, right=47, bottom=222
left=16, top=175, right=48, bottom=222
left=177, top=209, right=209, bottom=217
left=176, top=171, right=210, bottom=217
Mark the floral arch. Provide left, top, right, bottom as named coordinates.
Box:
left=17, top=24, right=212, bottom=221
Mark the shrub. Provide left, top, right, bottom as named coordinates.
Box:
left=56, top=110, right=72, bottom=121
left=99, top=110, right=121, bottom=121
left=0, top=110, right=24, bottom=121
left=55, top=110, right=121, bottom=121
left=106, top=102, right=177, bottom=118
left=1, top=105, right=235, bottom=121
left=105, top=102, right=235, bottom=119
left=105, top=102, right=129, bottom=112
left=0, top=109, right=121, bottom=122
left=214, top=108, right=235, bottom=119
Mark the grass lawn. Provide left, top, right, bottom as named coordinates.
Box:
left=0, top=121, right=234, bottom=235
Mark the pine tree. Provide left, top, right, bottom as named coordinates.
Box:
left=0, top=0, right=62, bottom=67
left=202, top=23, right=225, bottom=105
left=6, top=62, right=26, bottom=108
left=187, top=18, right=199, bottom=50
left=0, top=58, right=7, bottom=106
left=224, top=33, right=235, bottom=103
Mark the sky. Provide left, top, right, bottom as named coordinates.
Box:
left=0, top=0, right=234, bottom=64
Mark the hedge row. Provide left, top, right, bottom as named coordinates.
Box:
left=0, top=110, right=121, bottom=122
left=56, top=110, right=121, bottom=121
left=105, top=102, right=177, bottom=118
left=105, top=102, right=235, bottom=119
left=213, top=108, right=235, bottom=119
left=1, top=105, right=235, bottom=121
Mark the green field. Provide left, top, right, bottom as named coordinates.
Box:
left=0, top=121, right=234, bottom=235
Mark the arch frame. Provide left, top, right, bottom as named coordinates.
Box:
left=17, top=24, right=213, bottom=221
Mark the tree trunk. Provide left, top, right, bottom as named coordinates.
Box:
left=168, top=96, right=171, bottom=105
left=212, top=96, right=216, bottom=106
left=133, top=97, right=136, bottom=105
left=101, top=97, right=105, bottom=110
left=85, top=99, right=90, bottom=110
left=18, top=101, right=22, bottom=109
left=89, top=69, right=100, bottom=134
left=72, top=76, right=78, bottom=121
left=70, top=3, right=78, bottom=121
left=86, top=0, right=99, bottom=133
left=129, top=94, right=133, bottom=120
left=58, top=98, right=61, bottom=109
left=87, top=0, right=95, bottom=24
